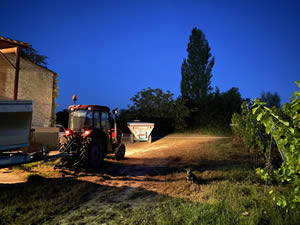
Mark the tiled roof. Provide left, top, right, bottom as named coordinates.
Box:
left=0, top=36, right=30, bottom=49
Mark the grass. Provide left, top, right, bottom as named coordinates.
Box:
left=12, top=159, right=61, bottom=178
left=0, top=176, right=99, bottom=225
left=0, top=138, right=299, bottom=225
left=172, top=126, right=232, bottom=136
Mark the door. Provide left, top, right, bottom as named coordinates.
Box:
left=101, top=111, right=112, bottom=153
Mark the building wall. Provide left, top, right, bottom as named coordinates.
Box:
left=0, top=53, right=54, bottom=127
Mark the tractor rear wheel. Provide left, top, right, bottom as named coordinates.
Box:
left=88, top=141, right=105, bottom=170
left=78, top=136, right=106, bottom=171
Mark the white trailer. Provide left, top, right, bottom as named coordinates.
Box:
left=0, top=100, right=65, bottom=167
left=0, top=100, right=33, bottom=166
left=127, top=122, right=154, bottom=143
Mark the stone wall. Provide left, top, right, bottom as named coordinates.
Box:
left=0, top=53, right=54, bottom=127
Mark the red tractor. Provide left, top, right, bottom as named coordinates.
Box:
left=55, top=102, right=125, bottom=171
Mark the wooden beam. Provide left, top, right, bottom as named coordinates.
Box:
left=13, top=47, right=20, bottom=100
left=0, top=47, right=17, bottom=54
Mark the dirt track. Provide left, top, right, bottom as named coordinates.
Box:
left=0, top=136, right=230, bottom=186
left=1, top=135, right=248, bottom=224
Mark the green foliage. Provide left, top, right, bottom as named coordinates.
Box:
left=130, top=88, right=175, bottom=119
left=260, top=91, right=281, bottom=108
left=181, top=27, right=215, bottom=103
left=189, top=87, right=243, bottom=131
left=122, top=88, right=190, bottom=133
left=173, top=96, right=190, bottom=130
left=20, top=46, right=48, bottom=67
left=231, top=101, right=265, bottom=154
left=252, top=81, right=300, bottom=209
left=180, top=28, right=244, bottom=132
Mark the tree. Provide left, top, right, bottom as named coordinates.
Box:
left=129, top=88, right=189, bottom=132
left=20, top=46, right=48, bottom=67
left=130, top=88, right=174, bottom=119
left=56, top=109, right=69, bottom=128
left=260, top=91, right=281, bottom=108
left=181, top=27, right=215, bottom=103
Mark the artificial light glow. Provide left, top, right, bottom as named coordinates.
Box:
left=65, top=129, right=72, bottom=136
left=83, top=130, right=91, bottom=136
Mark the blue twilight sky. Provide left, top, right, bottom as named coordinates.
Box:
left=1, top=0, right=299, bottom=111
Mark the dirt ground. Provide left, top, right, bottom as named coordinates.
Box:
left=0, top=136, right=232, bottom=191
left=1, top=136, right=260, bottom=224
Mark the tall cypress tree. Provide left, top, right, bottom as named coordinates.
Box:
left=180, top=27, right=215, bottom=104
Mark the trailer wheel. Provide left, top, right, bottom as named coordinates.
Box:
left=130, top=134, right=134, bottom=143
left=115, top=144, right=126, bottom=160
left=148, top=135, right=152, bottom=143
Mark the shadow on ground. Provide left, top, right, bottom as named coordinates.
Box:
left=0, top=174, right=239, bottom=225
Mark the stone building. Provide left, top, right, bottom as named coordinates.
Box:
left=0, top=37, right=57, bottom=127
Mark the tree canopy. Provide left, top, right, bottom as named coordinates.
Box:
left=130, top=88, right=175, bottom=119
left=118, top=88, right=189, bottom=133
left=20, top=46, right=48, bottom=67
left=260, top=91, right=281, bottom=108
left=181, top=27, right=215, bottom=103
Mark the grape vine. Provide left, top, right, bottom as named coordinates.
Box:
left=231, top=81, right=299, bottom=209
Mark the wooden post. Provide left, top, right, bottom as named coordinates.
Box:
left=13, top=47, right=20, bottom=100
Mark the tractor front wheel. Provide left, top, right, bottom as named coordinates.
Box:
left=115, top=144, right=126, bottom=160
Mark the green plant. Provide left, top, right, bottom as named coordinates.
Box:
left=231, top=101, right=269, bottom=168
left=252, top=81, right=300, bottom=209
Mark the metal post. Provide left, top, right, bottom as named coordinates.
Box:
left=114, top=114, right=117, bottom=142
left=13, top=47, right=20, bottom=100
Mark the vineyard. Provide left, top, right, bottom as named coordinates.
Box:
left=231, top=81, right=300, bottom=209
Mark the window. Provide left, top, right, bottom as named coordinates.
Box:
left=69, top=110, right=93, bottom=130
left=101, top=112, right=110, bottom=132
left=94, top=111, right=101, bottom=129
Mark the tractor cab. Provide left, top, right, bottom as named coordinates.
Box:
left=67, top=105, right=111, bottom=133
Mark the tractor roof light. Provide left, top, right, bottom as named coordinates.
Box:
left=65, top=129, right=73, bottom=136
left=72, top=95, right=77, bottom=105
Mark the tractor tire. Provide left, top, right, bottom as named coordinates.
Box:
left=130, top=134, right=134, bottom=143
left=88, top=142, right=105, bottom=170
left=78, top=137, right=105, bottom=171
left=115, top=144, right=126, bottom=160
left=148, top=135, right=152, bottom=143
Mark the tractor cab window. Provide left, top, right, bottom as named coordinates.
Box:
left=69, top=110, right=93, bottom=130
left=94, top=111, right=101, bottom=129
left=101, top=112, right=110, bottom=132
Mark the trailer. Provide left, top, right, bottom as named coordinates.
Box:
left=0, top=100, right=33, bottom=166
left=0, top=100, right=63, bottom=167
left=127, top=121, right=154, bottom=143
